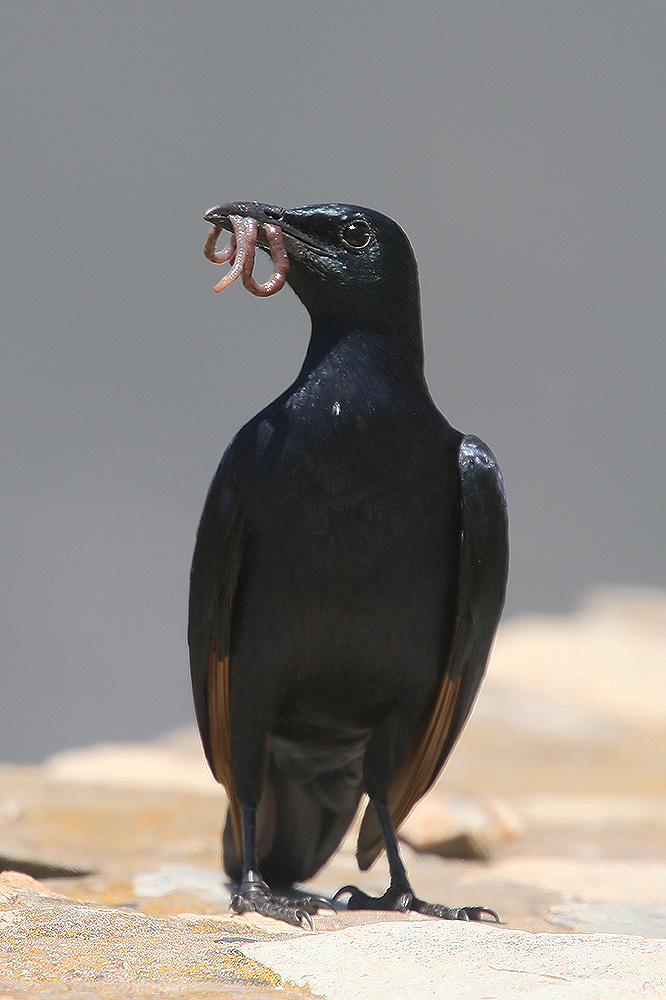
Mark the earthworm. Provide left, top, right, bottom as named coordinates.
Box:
left=204, top=216, right=289, bottom=296
left=203, top=226, right=236, bottom=264
left=205, top=215, right=251, bottom=293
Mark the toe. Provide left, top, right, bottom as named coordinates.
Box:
left=333, top=884, right=358, bottom=902
left=333, top=884, right=414, bottom=913
left=230, top=887, right=315, bottom=928
left=461, top=905, right=501, bottom=923
left=295, top=908, right=314, bottom=930
left=411, top=897, right=501, bottom=922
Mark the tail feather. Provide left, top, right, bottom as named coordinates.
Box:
left=222, top=756, right=362, bottom=886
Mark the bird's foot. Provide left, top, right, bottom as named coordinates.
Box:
left=273, top=889, right=338, bottom=915
left=334, top=884, right=500, bottom=923
left=231, top=880, right=333, bottom=928
left=334, top=883, right=412, bottom=913
left=411, top=897, right=500, bottom=922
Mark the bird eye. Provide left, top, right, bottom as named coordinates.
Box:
left=341, top=219, right=371, bottom=249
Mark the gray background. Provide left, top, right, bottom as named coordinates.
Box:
left=2, top=3, right=663, bottom=762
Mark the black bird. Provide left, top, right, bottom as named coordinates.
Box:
left=188, top=202, right=508, bottom=927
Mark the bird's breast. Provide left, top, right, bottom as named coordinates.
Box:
left=228, top=411, right=460, bottom=731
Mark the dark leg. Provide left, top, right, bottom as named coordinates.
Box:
left=230, top=804, right=333, bottom=928
left=335, top=799, right=499, bottom=923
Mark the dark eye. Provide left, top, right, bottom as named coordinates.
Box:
left=341, top=219, right=371, bottom=249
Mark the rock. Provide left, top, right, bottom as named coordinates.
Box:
left=470, top=683, right=621, bottom=741
left=2, top=590, right=666, bottom=995
left=549, top=901, right=666, bottom=938
left=476, top=857, right=666, bottom=902
left=487, top=587, right=666, bottom=729
left=0, top=855, right=91, bottom=880
left=44, top=727, right=219, bottom=793
left=0, top=877, right=308, bottom=998
left=241, top=919, right=666, bottom=1000
left=133, top=863, right=228, bottom=903
left=518, top=794, right=666, bottom=827
left=0, top=869, right=62, bottom=897
left=399, top=795, right=524, bottom=859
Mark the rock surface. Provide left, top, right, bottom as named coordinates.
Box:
left=242, top=920, right=666, bottom=999
left=0, top=871, right=306, bottom=999
left=1, top=587, right=665, bottom=998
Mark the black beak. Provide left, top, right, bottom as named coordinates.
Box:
left=204, top=202, right=285, bottom=230
left=202, top=201, right=325, bottom=261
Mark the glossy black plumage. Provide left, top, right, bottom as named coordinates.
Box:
left=188, top=202, right=508, bottom=925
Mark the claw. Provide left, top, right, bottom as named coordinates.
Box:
left=286, top=892, right=336, bottom=914
left=334, top=884, right=412, bottom=912
left=268, top=890, right=336, bottom=915
left=307, top=892, right=338, bottom=913
left=333, top=883, right=501, bottom=923
left=463, top=906, right=501, bottom=923
left=333, top=884, right=357, bottom=902
left=230, top=883, right=333, bottom=929
left=412, top=897, right=502, bottom=922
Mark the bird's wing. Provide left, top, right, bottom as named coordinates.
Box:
left=357, top=434, right=509, bottom=869
left=188, top=442, right=246, bottom=852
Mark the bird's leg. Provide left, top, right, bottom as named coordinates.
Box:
left=230, top=801, right=266, bottom=899
left=230, top=804, right=331, bottom=928
left=335, top=800, right=500, bottom=923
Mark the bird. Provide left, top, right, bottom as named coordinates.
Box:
left=188, top=201, right=509, bottom=927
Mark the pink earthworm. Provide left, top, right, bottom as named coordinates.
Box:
left=204, top=216, right=290, bottom=297
left=241, top=221, right=290, bottom=297
left=203, top=225, right=236, bottom=264
left=207, top=216, right=252, bottom=293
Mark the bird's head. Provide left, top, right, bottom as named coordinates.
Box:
left=203, top=202, right=421, bottom=336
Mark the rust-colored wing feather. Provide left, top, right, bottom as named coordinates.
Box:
left=206, top=645, right=242, bottom=852
left=356, top=435, right=508, bottom=870
left=188, top=442, right=246, bottom=859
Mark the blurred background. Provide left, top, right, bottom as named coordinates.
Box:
left=1, top=3, right=664, bottom=762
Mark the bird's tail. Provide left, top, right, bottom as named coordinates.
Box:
left=222, top=756, right=362, bottom=886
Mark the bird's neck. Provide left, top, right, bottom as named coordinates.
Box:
left=298, top=317, right=426, bottom=391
